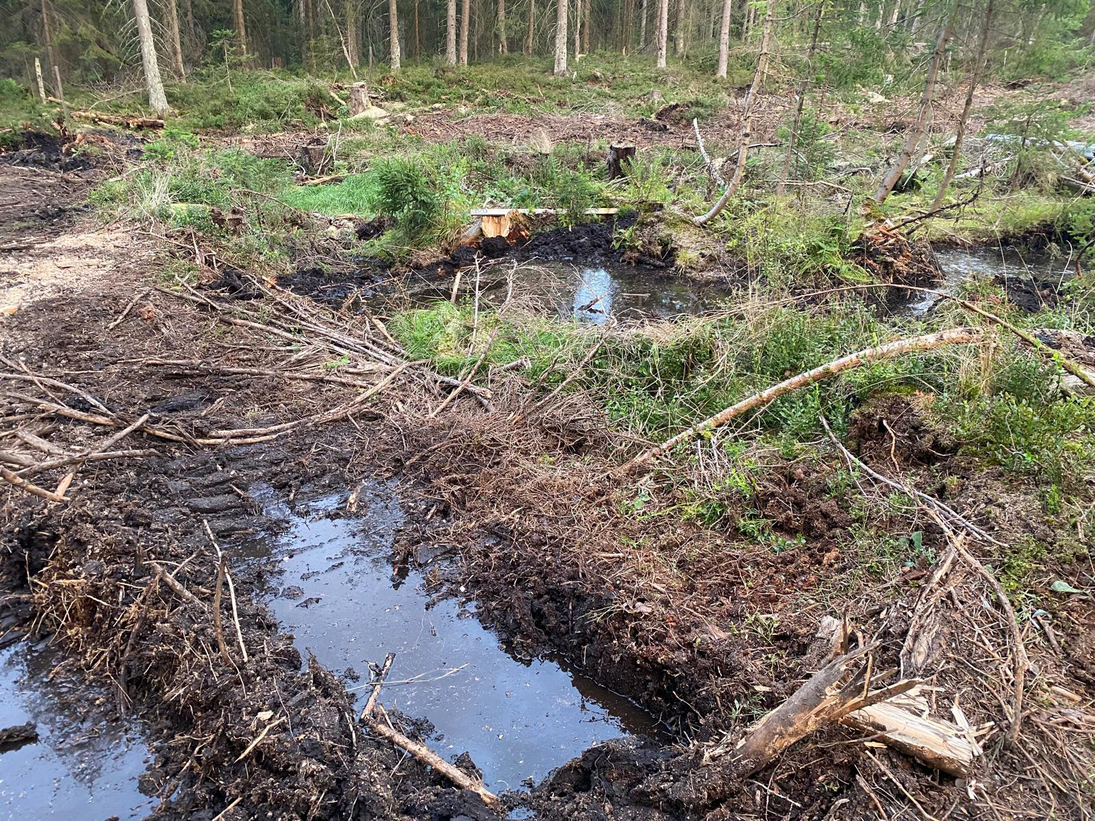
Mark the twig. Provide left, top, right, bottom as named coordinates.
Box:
left=150, top=562, right=201, bottom=606
left=107, top=289, right=152, bottom=330
left=930, top=511, right=1029, bottom=747
left=203, top=521, right=249, bottom=663
left=428, top=329, right=500, bottom=418
left=360, top=653, right=395, bottom=720
left=367, top=707, right=500, bottom=808
left=0, top=465, right=65, bottom=502
left=234, top=716, right=287, bottom=762
left=818, top=415, right=1002, bottom=546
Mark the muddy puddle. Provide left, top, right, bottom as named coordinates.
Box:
left=398, top=261, right=734, bottom=324
left=0, top=641, right=152, bottom=820
left=245, top=482, right=660, bottom=791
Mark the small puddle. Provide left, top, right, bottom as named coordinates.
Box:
left=247, top=482, right=659, bottom=791
left=399, top=261, right=734, bottom=324
left=0, top=641, right=152, bottom=820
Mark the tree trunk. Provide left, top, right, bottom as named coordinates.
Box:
left=889, top=0, right=902, bottom=25
left=182, top=0, right=198, bottom=59
left=639, top=0, right=648, bottom=49
left=776, top=0, right=824, bottom=193
left=693, top=0, right=775, bottom=225
left=459, top=0, right=470, bottom=63
left=874, top=2, right=956, bottom=204
left=674, top=0, right=685, bottom=54
left=233, top=0, right=248, bottom=54
left=582, top=0, right=590, bottom=52
left=655, top=0, right=668, bottom=66
left=553, top=0, right=567, bottom=74
left=715, top=0, right=731, bottom=76
left=132, top=0, right=169, bottom=117
left=388, top=0, right=401, bottom=68
left=41, top=0, right=58, bottom=82
left=932, top=0, right=994, bottom=209
left=526, top=0, right=535, bottom=52
left=498, top=0, right=507, bottom=52
left=413, top=0, right=420, bottom=56
left=346, top=0, right=360, bottom=66
left=573, top=0, right=580, bottom=58
left=165, top=0, right=186, bottom=78
left=446, top=0, right=457, bottom=62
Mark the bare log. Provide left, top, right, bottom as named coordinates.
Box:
left=623, top=327, right=984, bottom=472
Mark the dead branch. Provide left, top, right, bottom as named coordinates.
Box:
left=212, top=556, right=232, bottom=666
left=623, top=328, right=984, bottom=472
left=368, top=706, right=500, bottom=808
left=0, top=465, right=65, bottom=502
left=930, top=513, right=1029, bottom=747
left=107, top=289, right=152, bottom=330
left=204, top=520, right=249, bottom=664
left=360, top=652, right=395, bottom=720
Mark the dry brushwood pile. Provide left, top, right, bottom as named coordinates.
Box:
left=1, top=134, right=1094, bottom=821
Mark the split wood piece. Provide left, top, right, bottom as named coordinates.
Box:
left=368, top=707, right=500, bottom=809
left=360, top=652, right=395, bottom=720
left=468, top=207, right=619, bottom=217
left=682, top=646, right=918, bottom=807
left=67, top=108, right=165, bottom=129
left=0, top=721, right=38, bottom=746
left=842, top=698, right=977, bottom=778
left=818, top=414, right=1001, bottom=546
left=623, top=328, right=984, bottom=472
left=900, top=547, right=958, bottom=676
left=212, top=556, right=232, bottom=666
left=145, top=359, right=384, bottom=389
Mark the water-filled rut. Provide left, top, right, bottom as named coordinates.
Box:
left=246, top=482, right=659, bottom=791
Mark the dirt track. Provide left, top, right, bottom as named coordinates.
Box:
left=2, top=134, right=1094, bottom=821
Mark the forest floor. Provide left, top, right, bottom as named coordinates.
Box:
left=1, top=67, right=1095, bottom=821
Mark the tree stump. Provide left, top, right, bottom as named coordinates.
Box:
left=607, top=144, right=636, bottom=180
left=349, top=82, right=371, bottom=116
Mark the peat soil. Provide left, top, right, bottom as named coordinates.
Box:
left=2, top=134, right=1094, bottom=821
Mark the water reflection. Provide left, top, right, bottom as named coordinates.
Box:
left=247, top=483, right=660, bottom=790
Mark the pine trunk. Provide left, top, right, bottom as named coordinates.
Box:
left=674, top=0, right=685, bottom=54
left=715, top=0, right=731, bottom=76
left=498, top=0, right=507, bottom=52
left=459, top=0, right=470, bottom=63
left=693, top=0, right=776, bottom=225
left=346, top=0, right=360, bottom=66
left=553, top=0, right=567, bottom=74
left=132, top=0, right=169, bottom=116
left=446, top=0, right=458, bottom=62
left=166, top=0, right=186, bottom=78
left=776, top=0, right=824, bottom=192
left=389, top=0, right=401, bottom=68
left=526, top=0, right=535, bottom=53
left=41, top=0, right=58, bottom=81
left=233, top=0, right=248, bottom=54
left=582, top=0, right=590, bottom=52
left=640, top=0, right=648, bottom=48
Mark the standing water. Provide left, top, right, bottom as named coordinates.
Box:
left=247, top=482, right=659, bottom=791
left=0, top=641, right=152, bottom=820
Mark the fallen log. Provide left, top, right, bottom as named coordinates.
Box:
left=622, top=327, right=984, bottom=472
